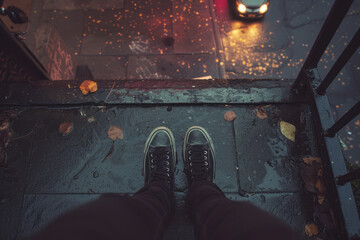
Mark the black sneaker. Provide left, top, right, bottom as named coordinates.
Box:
left=183, top=126, right=215, bottom=186
left=143, top=127, right=176, bottom=191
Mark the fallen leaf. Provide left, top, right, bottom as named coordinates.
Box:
left=224, top=111, right=236, bottom=122
left=280, top=121, right=296, bottom=142
left=316, top=178, right=325, bottom=193
left=300, top=163, right=319, bottom=193
left=317, top=194, right=325, bottom=205
left=0, top=119, right=10, bottom=131
left=59, top=122, right=73, bottom=136
left=253, top=106, right=268, bottom=119
left=305, top=223, right=319, bottom=237
left=108, top=125, right=123, bottom=140
left=80, top=80, right=98, bottom=95
left=0, top=130, right=11, bottom=148
left=88, top=117, right=96, bottom=123
left=317, top=169, right=323, bottom=177
left=303, top=156, right=321, bottom=165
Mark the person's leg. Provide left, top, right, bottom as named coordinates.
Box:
left=32, top=181, right=173, bottom=240
left=31, top=126, right=177, bottom=240
left=186, top=181, right=302, bottom=240
left=182, top=126, right=302, bottom=240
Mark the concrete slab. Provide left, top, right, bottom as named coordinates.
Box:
left=24, top=0, right=45, bottom=51
left=226, top=192, right=311, bottom=236
left=25, top=106, right=238, bottom=194
left=0, top=110, right=35, bottom=240
left=39, top=10, right=84, bottom=55
left=75, top=55, right=127, bottom=79
left=15, top=192, right=311, bottom=240
left=43, top=0, right=124, bottom=10
left=18, top=194, right=99, bottom=239
left=234, top=104, right=314, bottom=192
left=172, top=0, right=216, bottom=53
left=0, top=196, right=23, bottom=240
left=81, top=1, right=172, bottom=55
left=127, top=54, right=219, bottom=79
left=17, top=192, right=194, bottom=240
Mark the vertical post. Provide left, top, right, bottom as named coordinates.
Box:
left=317, top=28, right=360, bottom=95
left=326, top=101, right=360, bottom=137
left=337, top=168, right=360, bottom=186
left=292, top=0, right=354, bottom=90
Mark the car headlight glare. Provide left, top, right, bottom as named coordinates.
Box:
left=238, top=4, right=247, bottom=13
left=259, top=4, right=268, bottom=14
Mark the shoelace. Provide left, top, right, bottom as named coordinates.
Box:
left=188, top=145, right=209, bottom=180
left=149, top=147, right=172, bottom=183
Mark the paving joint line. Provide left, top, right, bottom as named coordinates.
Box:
left=207, top=0, right=226, bottom=78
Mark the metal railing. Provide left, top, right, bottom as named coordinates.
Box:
left=292, top=0, right=360, bottom=151
left=292, top=0, right=360, bottom=139
left=291, top=0, right=360, bottom=238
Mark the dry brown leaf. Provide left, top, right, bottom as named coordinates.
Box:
left=224, top=111, right=236, bottom=122
left=80, top=80, right=98, bottom=95
left=59, top=122, right=73, bottom=136
left=305, top=223, right=319, bottom=237
left=0, top=119, right=10, bottom=131
left=316, top=178, right=325, bottom=193
left=254, top=107, right=268, bottom=119
left=317, top=194, right=325, bottom=205
left=108, top=125, right=123, bottom=140
left=303, top=156, right=321, bottom=165
left=300, top=163, right=319, bottom=193
left=280, top=121, right=296, bottom=142
left=317, top=169, right=323, bottom=177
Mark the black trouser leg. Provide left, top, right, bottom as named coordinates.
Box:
left=186, top=181, right=302, bottom=240
left=31, top=181, right=174, bottom=240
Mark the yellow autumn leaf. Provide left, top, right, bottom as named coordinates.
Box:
left=80, top=80, right=98, bottom=95
left=280, top=121, right=296, bottom=142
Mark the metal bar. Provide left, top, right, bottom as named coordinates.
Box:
left=337, top=168, right=360, bottom=186
left=308, top=68, right=358, bottom=238
left=317, top=27, right=360, bottom=95
left=326, top=101, right=360, bottom=137
left=292, top=0, right=354, bottom=90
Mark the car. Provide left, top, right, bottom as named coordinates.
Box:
left=235, top=0, right=269, bottom=19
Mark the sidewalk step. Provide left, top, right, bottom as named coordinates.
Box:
left=0, top=104, right=316, bottom=239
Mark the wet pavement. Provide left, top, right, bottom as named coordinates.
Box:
left=1, top=104, right=318, bottom=239
left=0, top=0, right=359, bottom=239
left=20, top=0, right=359, bottom=166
